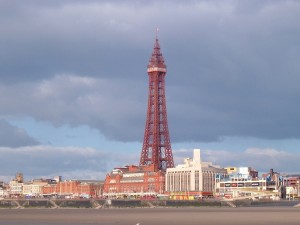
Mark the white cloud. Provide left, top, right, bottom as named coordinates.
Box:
left=173, top=147, right=300, bottom=173
left=245, top=148, right=287, bottom=157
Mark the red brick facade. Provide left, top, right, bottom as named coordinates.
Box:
left=42, top=181, right=102, bottom=198
left=103, top=164, right=165, bottom=197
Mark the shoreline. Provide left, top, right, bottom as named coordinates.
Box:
left=1, top=207, right=300, bottom=225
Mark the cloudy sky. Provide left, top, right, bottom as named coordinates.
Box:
left=1, top=0, right=300, bottom=181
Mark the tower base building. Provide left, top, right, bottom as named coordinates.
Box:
left=103, top=165, right=165, bottom=199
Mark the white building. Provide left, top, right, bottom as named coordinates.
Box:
left=22, top=183, right=46, bottom=197
left=9, top=180, right=23, bottom=196
left=0, top=187, right=8, bottom=198
left=165, top=149, right=227, bottom=199
left=9, top=178, right=49, bottom=197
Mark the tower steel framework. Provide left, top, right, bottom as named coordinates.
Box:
left=139, top=36, right=174, bottom=171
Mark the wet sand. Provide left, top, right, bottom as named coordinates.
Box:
left=0, top=207, right=299, bottom=225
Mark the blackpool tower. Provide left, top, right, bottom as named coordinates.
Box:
left=139, top=34, right=174, bottom=171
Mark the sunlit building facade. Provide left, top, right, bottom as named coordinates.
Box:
left=165, top=149, right=227, bottom=199
left=103, top=164, right=165, bottom=198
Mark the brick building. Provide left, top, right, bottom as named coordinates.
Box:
left=283, top=175, right=300, bottom=199
left=42, top=180, right=103, bottom=198
left=103, top=164, right=165, bottom=198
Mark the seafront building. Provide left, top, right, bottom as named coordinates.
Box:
left=215, top=168, right=284, bottom=200
left=42, top=180, right=103, bottom=198
left=0, top=187, right=8, bottom=197
left=4, top=173, right=103, bottom=198
left=22, top=179, right=51, bottom=197
left=165, top=149, right=227, bottom=199
left=102, top=164, right=165, bottom=198
left=9, top=180, right=23, bottom=196
left=282, top=175, right=300, bottom=200
left=225, top=166, right=258, bottom=178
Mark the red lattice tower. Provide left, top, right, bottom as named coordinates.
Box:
left=139, top=35, right=174, bottom=171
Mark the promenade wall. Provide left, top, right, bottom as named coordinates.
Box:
left=0, top=199, right=299, bottom=209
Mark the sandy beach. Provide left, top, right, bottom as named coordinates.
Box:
left=0, top=207, right=300, bottom=225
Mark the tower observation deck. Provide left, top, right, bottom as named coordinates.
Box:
left=139, top=35, right=174, bottom=171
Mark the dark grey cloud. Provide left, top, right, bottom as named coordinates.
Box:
left=0, top=75, right=146, bottom=142
left=0, top=0, right=152, bottom=83
left=0, top=0, right=300, bottom=143
left=0, top=119, right=39, bottom=147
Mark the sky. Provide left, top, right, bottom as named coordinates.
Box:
left=1, top=0, right=300, bottom=181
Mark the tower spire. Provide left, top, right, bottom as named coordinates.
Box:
left=140, top=32, right=174, bottom=171
left=148, top=31, right=166, bottom=72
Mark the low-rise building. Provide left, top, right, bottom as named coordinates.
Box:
left=9, top=180, right=23, bottom=196
left=0, top=187, right=8, bottom=198
left=216, top=168, right=283, bottom=200
left=42, top=180, right=103, bottom=198
left=22, top=179, right=50, bottom=197
left=8, top=173, right=24, bottom=197
left=225, top=166, right=258, bottom=179
left=283, top=175, right=300, bottom=200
